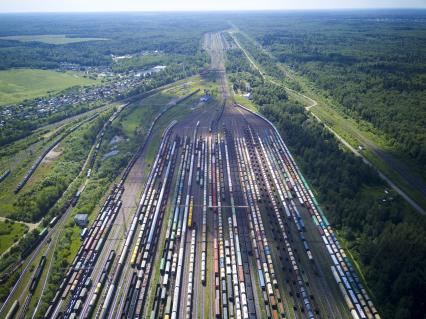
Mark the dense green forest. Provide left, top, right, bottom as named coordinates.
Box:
left=226, top=45, right=426, bottom=319
left=0, top=13, right=222, bottom=69
left=232, top=11, right=426, bottom=176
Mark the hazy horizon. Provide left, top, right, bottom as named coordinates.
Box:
left=0, top=0, right=425, bottom=13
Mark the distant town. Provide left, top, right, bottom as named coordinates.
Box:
left=0, top=61, right=166, bottom=128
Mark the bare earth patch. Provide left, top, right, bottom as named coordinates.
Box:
left=43, top=145, right=62, bottom=163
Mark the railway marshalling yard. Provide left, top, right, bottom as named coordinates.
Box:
left=3, top=32, right=380, bottom=319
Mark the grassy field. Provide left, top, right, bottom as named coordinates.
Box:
left=0, top=220, right=28, bottom=255
left=113, top=54, right=169, bottom=71
left=0, top=68, right=96, bottom=106
left=0, top=34, right=107, bottom=45
left=121, top=94, right=173, bottom=137
left=233, top=94, right=257, bottom=111
left=121, top=77, right=204, bottom=139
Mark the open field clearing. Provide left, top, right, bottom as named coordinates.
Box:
left=0, top=220, right=28, bottom=255
left=0, top=68, right=96, bottom=106
left=0, top=34, right=108, bottom=45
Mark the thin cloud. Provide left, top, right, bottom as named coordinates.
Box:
left=0, top=0, right=425, bottom=12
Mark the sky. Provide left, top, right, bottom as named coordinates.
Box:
left=0, top=0, right=425, bottom=12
